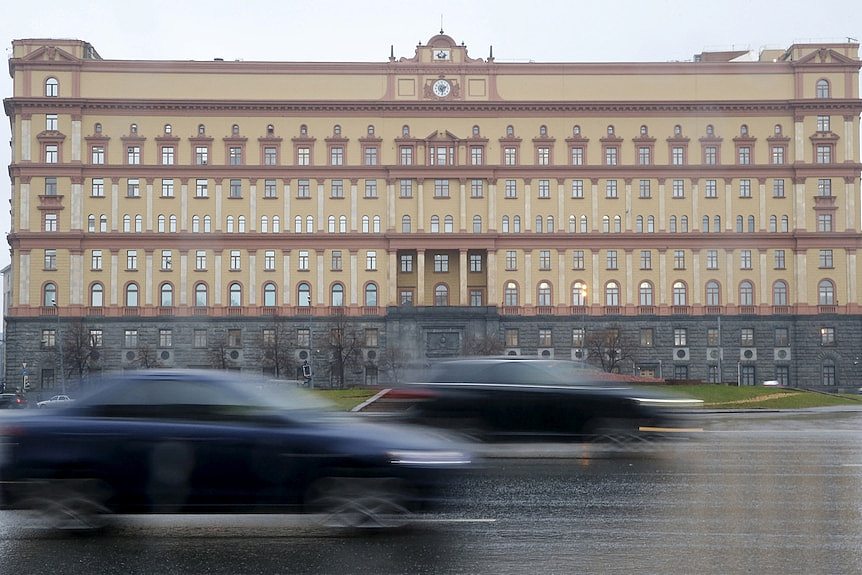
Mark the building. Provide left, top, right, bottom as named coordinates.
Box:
left=3, top=34, right=861, bottom=390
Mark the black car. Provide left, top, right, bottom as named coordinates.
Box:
left=0, top=393, right=28, bottom=409
left=389, top=358, right=702, bottom=443
left=0, top=370, right=470, bottom=530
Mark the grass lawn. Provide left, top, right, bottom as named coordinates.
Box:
left=311, top=388, right=380, bottom=411
left=661, top=384, right=862, bottom=409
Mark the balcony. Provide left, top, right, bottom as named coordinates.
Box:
left=86, top=306, right=104, bottom=317
left=705, top=305, right=724, bottom=315
left=502, top=306, right=520, bottom=315
left=329, top=306, right=345, bottom=316
left=739, top=305, right=757, bottom=315
left=818, top=305, right=837, bottom=314
left=227, top=306, right=244, bottom=316
left=638, top=305, right=655, bottom=315
left=362, top=306, right=380, bottom=316
left=569, top=305, right=588, bottom=316
left=296, top=306, right=313, bottom=316
left=193, top=306, right=209, bottom=316
left=603, top=306, right=621, bottom=315
left=261, top=306, right=279, bottom=316
left=536, top=306, right=555, bottom=316
left=158, top=306, right=174, bottom=316
left=123, top=307, right=139, bottom=317
left=772, top=305, right=790, bottom=315
left=40, top=306, right=58, bottom=317
left=671, top=306, right=690, bottom=315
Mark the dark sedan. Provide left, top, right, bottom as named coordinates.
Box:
left=388, top=358, right=702, bottom=443
left=0, top=370, right=470, bottom=530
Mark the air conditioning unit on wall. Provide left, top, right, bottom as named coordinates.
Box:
left=158, top=350, right=173, bottom=364
left=363, top=349, right=378, bottom=362
left=673, top=348, right=690, bottom=362
left=295, top=349, right=310, bottom=361
left=774, top=348, right=791, bottom=361
left=227, top=349, right=243, bottom=363
left=571, top=348, right=586, bottom=361
left=740, top=348, right=757, bottom=361
left=123, top=350, right=137, bottom=364
left=538, top=348, right=554, bottom=359
left=707, top=348, right=723, bottom=361
left=506, top=348, right=521, bottom=357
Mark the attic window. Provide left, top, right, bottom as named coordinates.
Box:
left=367, top=125, right=375, bottom=136
left=94, top=123, right=102, bottom=134
left=232, top=124, right=240, bottom=136
left=506, top=125, right=514, bottom=137
left=300, top=124, right=308, bottom=136
left=816, top=79, right=830, bottom=99
left=539, top=125, right=548, bottom=137
left=164, top=124, right=172, bottom=134
left=673, top=125, right=682, bottom=136
left=472, top=125, right=480, bottom=136
left=45, top=77, right=59, bottom=97
left=333, top=125, right=341, bottom=136
left=402, top=125, right=410, bottom=137
left=573, top=125, right=581, bottom=136
left=640, top=125, right=648, bottom=136
left=706, top=124, right=714, bottom=136
left=266, top=124, right=274, bottom=136
left=197, top=124, right=206, bottom=135
left=130, top=123, right=138, bottom=135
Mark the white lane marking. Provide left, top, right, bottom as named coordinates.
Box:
left=841, top=464, right=862, bottom=467
left=419, top=518, right=497, bottom=523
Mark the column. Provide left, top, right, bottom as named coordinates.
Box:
left=759, top=250, right=768, bottom=304
left=18, top=252, right=31, bottom=306
left=70, top=251, right=84, bottom=305
left=459, top=180, right=467, bottom=231
left=624, top=179, right=632, bottom=231
left=523, top=180, right=532, bottom=231
left=110, top=250, right=119, bottom=306
left=658, top=250, right=667, bottom=305
left=20, top=117, right=31, bottom=161
left=179, top=251, right=188, bottom=305
left=249, top=180, right=257, bottom=231
left=282, top=251, right=291, bottom=305
left=625, top=251, right=633, bottom=304
left=794, top=177, right=806, bottom=230
left=71, top=116, right=81, bottom=161
left=591, top=250, right=600, bottom=304
left=524, top=251, right=533, bottom=305
left=487, top=179, right=497, bottom=231
left=144, top=251, right=154, bottom=306
left=691, top=180, right=699, bottom=230
left=350, top=179, right=358, bottom=232
left=317, top=251, right=326, bottom=305
left=145, top=179, right=154, bottom=231
left=317, top=180, right=325, bottom=232
left=387, top=179, right=395, bottom=231
left=417, top=180, right=425, bottom=232
left=692, top=251, right=701, bottom=305
left=248, top=252, right=257, bottom=305
left=794, top=118, right=805, bottom=162
left=111, top=178, right=120, bottom=230
left=844, top=116, right=855, bottom=162
left=724, top=179, right=733, bottom=230
left=349, top=250, right=358, bottom=305
left=388, top=251, right=397, bottom=306
left=214, top=251, right=222, bottom=305
left=725, top=252, right=735, bottom=304
left=557, top=180, right=566, bottom=231
left=459, top=249, right=468, bottom=305
left=416, top=250, right=426, bottom=305
left=845, top=177, right=856, bottom=231
left=183, top=178, right=192, bottom=231
left=557, top=250, right=566, bottom=305
left=19, top=181, right=30, bottom=230
left=282, top=180, right=291, bottom=229
left=590, top=179, right=599, bottom=231
left=795, top=252, right=807, bottom=304
left=758, top=179, right=767, bottom=231
left=487, top=250, right=498, bottom=304
left=658, top=179, right=666, bottom=231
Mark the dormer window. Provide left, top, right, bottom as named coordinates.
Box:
left=367, top=125, right=375, bottom=136
left=164, top=124, right=172, bottom=134
left=506, top=125, right=514, bottom=137
left=45, top=77, right=59, bottom=97
left=232, top=124, right=240, bottom=136
left=740, top=124, right=749, bottom=136
left=94, top=123, right=102, bottom=134
left=402, top=125, right=410, bottom=137
left=130, top=123, right=138, bottom=135
left=673, top=125, right=682, bottom=136
left=539, top=125, right=548, bottom=137
left=333, top=125, right=341, bottom=136
left=197, top=124, right=206, bottom=135
left=472, top=125, right=480, bottom=136
left=816, top=79, right=830, bottom=99
left=300, top=124, right=308, bottom=136
left=266, top=124, right=275, bottom=136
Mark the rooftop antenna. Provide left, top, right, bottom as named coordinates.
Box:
left=440, top=15, right=444, bottom=35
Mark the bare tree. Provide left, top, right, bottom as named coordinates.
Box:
left=379, top=342, right=411, bottom=386
left=324, top=318, right=363, bottom=388
left=259, top=321, right=295, bottom=379
left=462, top=333, right=504, bottom=356
left=586, top=325, right=635, bottom=373
left=62, top=320, right=99, bottom=381
left=208, top=331, right=231, bottom=370
left=135, top=343, right=162, bottom=369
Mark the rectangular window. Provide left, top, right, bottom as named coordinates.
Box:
left=773, top=179, right=785, bottom=198
left=640, top=328, right=654, bottom=347
left=739, top=179, right=751, bottom=198
left=229, top=179, right=242, bottom=198
left=469, top=254, right=483, bottom=272
left=91, top=250, right=103, bottom=270
left=470, top=179, right=484, bottom=198
left=571, top=180, right=584, bottom=198
left=264, top=147, right=277, bottom=165
left=229, top=250, right=241, bottom=271
left=433, top=254, right=449, bottom=272
left=706, top=249, right=719, bottom=270
left=775, top=366, right=790, bottom=386
left=470, top=146, right=484, bottom=166
left=364, top=180, right=377, bottom=198
left=704, top=146, right=717, bottom=165
left=399, top=146, right=413, bottom=166
left=771, top=146, right=784, bottom=165
left=504, top=147, right=517, bottom=165
left=400, top=255, right=413, bottom=273
left=505, top=250, right=517, bottom=271
left=606, top=250, right=618, bottom=270
left=774, top=249, right=785, bottom=269
left=297, top=179, right=310, bottom=198
left=193, top=330, right=208, bottom=348
left=161, top=179, right=174, bottom=197
left=365, top=250, right=377, bottom=271
left=537, top=147, right=550, bottom=166
left=298, top=250, right=309, bottom=270
left=228, top=329, right=242, bottom=348
left=817, top=214, right=833, bottom=232
left=126, top=250, right=138, bottom=270
left=89, top=330, right=103, bottom=348
left=705, top=179, right=717, bottom=198
left=707, top=328, right=720, bottom=346
left=91, top=178, right=104, bottom=197
left=816, top=115, right=830, bottom=132
left=159, top=329, right=173, bottom=348
left=539, top=250, right=551, bottom=270
left=46, top=114, right=58, bottom=131
left=264, top=250, right=276, bottom=271
left=195, top=250, right=206, bottom=270
left=469, top=290, right=483, bottom=307
left=538, top=179, right=551, bottom=198
left=331, top=179, right=344, bottom=198
left=502, top=179, right=516, bottom=198
left=195, top=179, right=208, bottom=198
left=296, top=328, right=311, bottom=348
left=817, top=178, right=832, bottom=196
left=741, top=328, right=754, bottom=346
left=160, top=146, right=175, bottom=165
left=506, top=328, right=520, bottom=347
left=127, top=146, right=141, bottom=165
left=674, top=328, right=687, bottom=346
left=639, top=179, right=651, bottom=199
left=671, top=146, right=685, bottom=165
left=44, top=213, right=58, bottom=232
left=364, top=147, right=378, bottom=166
left=91, top=146, right=105, bottom=164
left=399, top=179, right=413, bottom=198
left=331, top=250, right=343, bottom=271
left=399, top=290, right=414, bottom=306
left=674, top=250, right=685, bottom=270
left=672, top=179, right=684, bottom=198
left=263, top=179, right=277, bottom=198
left=604, top=147, right=618, bottom=166
left=44, top=249, right=57, bottom=270
left=434, top=179, right=449, bottom=198
left=571, top=328, right=585, bottom=348
left=820, top=327, right=835, bottom=346
left=774, top=327, right=789, bottom=347
left=638, top=147, right=651, bottom=165
left=296, top=147, right=310, bottom=166
left=330, top=146, right=343, bottom=166
left=740, top=249, right=752, bottom=270
left=124, top=330, right=138, bottom=348
left=819, top=249, right=833, bottom=268
left=538, top=329, right=553, bottom=347
left=640, top=250, right=652, bottom=270
left=45, top=144, right=59, bottom=163
left=41, top=329, right=56, bottom=348
left=365, top=328, right=379, bottom=348
left=572, top=250, right=585, bottom=270
left=738, top=146, right=751, bottom=165
left=606, top=180, right=618, bottom=198
left=44, top=177, right=57, bottom=195
left=674, top=365, right=689, bottom=380
left=161, top=250, right=172, bottom=271
left=816, top=145, right=832, bottom=164
left=127, top=178, right=140, bottom=198
left=195, top=146, right=208, bottom=165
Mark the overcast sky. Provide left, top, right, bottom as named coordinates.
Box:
left=0, top=0, right=859, bottom=314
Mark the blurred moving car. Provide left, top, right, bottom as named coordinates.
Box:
left=0, top=370, right=470, bottom=530
left=389, top=358, right=702, bottom=443
left=0, top=393, right=28, bottom=409
left=36, top=395, right=74, bottom=408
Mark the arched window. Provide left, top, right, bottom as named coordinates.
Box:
left=261, top=216, right=269, bottom=233
left=747, top=215, right=755, bottom=233
left=194, top=283, right=208, bottom=307
left=607, top=125, right=615, bottom=135
left=192, top=215, right=200, bottom=233
left=373, top=215, right=381, bottom=233
left=818, top=279, right=835, bottom=305
left=338, top=215, right=346, bottom=233
left=536, top=216, right=543, bottom=233
left=43, top=283, right=58, bottom=306
left=772, top=281, right=788, bottom=306
left=90, top=283, right=104, bottom=307
left=434, top=284, right=449, bottom=306
left=430, top=215, right=440, bottom=233
left=330, top=283, right=344, bottom=307
left=364, top=283, right=378, bottom=307
left=506, top=125, right=514, bottom=137
left=816, top=79, right=830, bottom=99
left=45, top=77, right=59, bottom=97
left=367, top=124, right=375, bottom=136
left=713, top=215, right=721, bottom=233
left=204, top=215, right=212, bottom=232
left=231, top=124, right=240, bottom=136
left=328, top=215, right=336, bottom=233
left=229, top=283, right=242, bottom=307
left=780, top=216, right=789, bottom=232
left=157, top=215, right=166, bottom=233
left=362, top=215, right=370, bottom=233
left=514, top=215, right=521, bottom=233
left=401, top=215, right=411, bottom=233
left=197, top=124, right=206, bottom=135
left=636, top=215, right=644, bottom=233
left=572, top=282, right=587, bottom=306
left=681, top=216, right=689, bottom=232
left=705, top=281, right=721, bottom=306
left=504, top=282, right=519, bottom=306
left=305, top=215, right=313, bottom=233
left=300, top=124, right=308, bottom=136
left=297, top=283, right=311, bottom=307
left=639, top=281, right=653, bottom=306
left=640, top=125, right=648, bottom=136
left=227, top=216, right=235, bottom=233
left=472, top=125, right=480, bottom=136
left=539, top=125, right=548, bottom=136
left=444, top=215, right=453, bottom=233
left=769, top=215, right=777, bottom=232
left=123, top=215, right=131, bottom=233
left=125, top=283, right=139, bottom=307
left=160, top=283, right=173, bottom=307
left=236, top=216, right=245, bottom=233
left=672, top=281, right=687, bottom=306
left=602, top=215, right=610, bottom=233
left=706, top=124, right=715, bottom=136
left=88, top=214, right=96, bottom=233
left=547, top=216, right=554, bottom=232
left=821, top=360, right=836, bottom=386
left=702, top=215, right=710, bottom=231
left=263, top=282, right=277, bottom=307
left=738, top=281, right=754, bottom=306
left=673, top=124, right=682, bottom=136
left=333, top=124, right=341, bottom=136
left=740, top=124, right=749, bottom=136
left=272, top=216, right=279, bottom=233
left=774, top=124, right=783, bottom=135
left=164, top=124, right=172, bottom=134
left=473, top=215, right=482, bottom=233
left=568, top=215, right=577, bottom=233
left=605, top=281, right=620, bottom=306
left=537, top=282, right=552, bottom=306
left=135, top=215, right=142, bottom=233
left=573, top=125, right=581, bottom=136
left=579, top=215, right=587, bottom=233
left=613, top=215, right=621, bottom=233
left=130, top=123, right=138, bottom=135
left=736, top=216, right=744, bottom=233
left=669, top=216, right=678, bottom=233
left=647, top=216, right=655, bottom=233
left=502, top=216, right=510, bottom=233
left=266, top=124, right=274, bottom=136
left=100, top=215, right=107, bottom=232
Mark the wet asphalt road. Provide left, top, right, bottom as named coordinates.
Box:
left=1, top=409, right=861, bottom=575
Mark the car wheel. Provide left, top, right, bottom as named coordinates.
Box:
left=585, top=418, right=639, bottom=445
left=21, top=479, right=111, bottom=533
left=307, top=476, right=412, bottom=529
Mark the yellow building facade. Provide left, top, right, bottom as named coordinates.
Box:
left=3, top=34, right=862, bottom=389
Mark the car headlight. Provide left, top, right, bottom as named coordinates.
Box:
left=387, top=450, right=471, bottom=466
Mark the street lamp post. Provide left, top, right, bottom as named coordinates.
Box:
left=53, top=301, right=65, bottom=395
